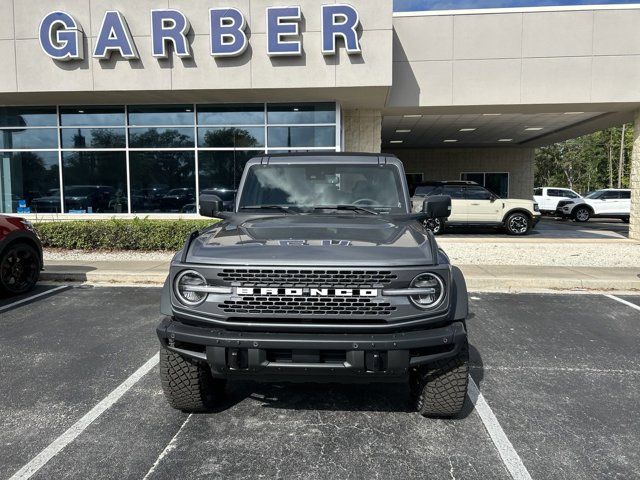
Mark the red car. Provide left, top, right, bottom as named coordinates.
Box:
left=0, top=215, right=43, bottom=295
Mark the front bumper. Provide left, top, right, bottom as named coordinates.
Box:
left=157, top=317, right=467, bottom=382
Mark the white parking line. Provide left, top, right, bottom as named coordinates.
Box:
left=142, top=414, right=192, bottom=480
left=604, top=294, right=640, bottom=312
left=9, top=353, right=159, bottom=480
left=468, top=377, right=533, bottom=480
left=0, top=286, right=69, bottom=313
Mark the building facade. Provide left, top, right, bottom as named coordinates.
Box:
left=0, top=0, right=639, bottom=237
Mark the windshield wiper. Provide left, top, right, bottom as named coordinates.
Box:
left=240, top=205, right=300, bottom=214
left=313, top=205, right=379, bottom=215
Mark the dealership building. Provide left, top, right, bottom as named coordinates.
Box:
left=0, top=0, right=638, bottom=238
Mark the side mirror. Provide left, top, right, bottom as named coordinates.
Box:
left=199, top=194, right=223, bottom=218
left=422, top=195, right=452, bottom=219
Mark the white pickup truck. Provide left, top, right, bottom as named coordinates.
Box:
left=533, top=187, right=581, bottom=214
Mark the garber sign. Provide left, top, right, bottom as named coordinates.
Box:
left=38, top=5, right=362, bottom=62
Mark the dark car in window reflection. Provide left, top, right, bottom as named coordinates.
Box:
left=32, top=186, right=117, bottom=213
left=160, top=188, right=195, bottom=212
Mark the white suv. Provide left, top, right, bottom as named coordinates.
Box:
left=412, top=181, right=541, bottom=235
left=557, top=189, right=631, bottom=223
left=533, top=187, right=581, bottom=214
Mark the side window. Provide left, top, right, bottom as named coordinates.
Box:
left=548, top=189, right=561, bottom=197
left=443, top=185, right=464, bottom=199
left=620, top=191, right=631, bottom=200
left=602, top=191, right=621, bottom=200
left=565, top=190, right=579, bottom=199
left=534, top=188, right=543, bottom=196
left=465, top=186, right=492, bottom=200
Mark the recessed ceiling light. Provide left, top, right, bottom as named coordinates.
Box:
left=459, top=128, right=476, bottom=132
left=395, top=129, right=411, bottom=133
left=403, top=114, right=422, bottom=118
left=564, top=111, right=584, bottom=115
left=498, top=138, right=513, bottom=142
left=390, top=140, right=404, bottom=144
left=525, top=127, right=543, bottom=131
left=483, top=113, right=502, bottom=116
left=443, top=139, right=458, bottom=143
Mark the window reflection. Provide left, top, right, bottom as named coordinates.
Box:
left=0, top=107, right=57, bottom=127
left=0, top=129, right=58, bottom=149
left=60, top=152, right=128, bottom=213
left=129, top=128, right=194, bottom=148
left=198, top=127, right=264, bottom=148
left=198, top=105, right=264, bottom=126
left=128, top=105, right=194, bottom=126
left=61, top=128, right=126, bottom=149
left=0, top=151, right=59, bottom=213
left=267, top=103, right=335, bottom=124
left=60, top=106, right=125, bottom=127
left=268, top=126, right=335, bottom=148
left=130, top=151, right=195, bottom=213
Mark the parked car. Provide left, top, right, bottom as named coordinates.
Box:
left=556, top=189, right=631, bottom=223
left=32, top=185, right=116, bottom=213
left=412, top=181, right=541, bottom=235
left=160, top=188, right=195, bottom=212
left=533, top=187, right=582, bottom=214
left=0, top=215, right=43, bottom=295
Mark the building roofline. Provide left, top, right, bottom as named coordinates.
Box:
left=393, top=3, right=640, bottom=17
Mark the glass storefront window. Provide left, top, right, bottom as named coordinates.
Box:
left=61, top=151, right=128, bottom=214
left=0, top=103, right=337, bottom=215
left=0, top=107, right=57, bottom=127
left=129, top=128, right=195, bottom=148
left=60, top=106, right=126, bottom=127
left=268, top=126, right=335, bottom=148
left=197, top=105, right=264, bottom=126
left=0, top=151, right=60, bottom=213
left=128, top=105, right=194, bottom=126
left=198, top=127, right=264, bottom=148
left=0, top=129, right=58, bottom=149
left=267, top=103, right=335, bottom=124
left=61, top=128, right=126, bottom=149
left=130, top=151, right=195, bottom=213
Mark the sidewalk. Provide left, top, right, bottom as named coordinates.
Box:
left=41, top=260, right=640, bottom=292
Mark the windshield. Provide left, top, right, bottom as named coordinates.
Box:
left=238, top=163, right=407, bottom=213
left=585, top=190, right=605, bottom=199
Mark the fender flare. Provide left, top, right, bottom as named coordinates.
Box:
left=451, top=266, right=468, bottom=321
left=501, top=208, right=534, bottom=225
left=160, top=275, right=173, bottom=316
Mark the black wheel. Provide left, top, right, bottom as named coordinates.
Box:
left=410, top=339, right=469, bottom=418
left=0, top=243, right=40, bottom=295
left=159, top=347, right=225, bottom=412
left=423, top=218, right=444, bottom=235
left=573, top=206, right=591, bottom=223
left=505, top=212, right=531, bottom=235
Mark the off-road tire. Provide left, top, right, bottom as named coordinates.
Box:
left=159, top=347, right=225, bottom=412
left=505, top=212, right=531, bottom=235
left=573, top=206, right=591, bottom=223
left=410, top=340, right=469, bottom=418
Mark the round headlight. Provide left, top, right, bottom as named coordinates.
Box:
left=409, top=273, right=445, bottom=309
left=175, top=270, right=208, bottom=306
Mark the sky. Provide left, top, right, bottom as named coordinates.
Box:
left=394, top=0, right=639, bottom=11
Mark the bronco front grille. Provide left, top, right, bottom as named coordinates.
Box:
left=217, top=269, right=398, bottom=288
left=219, top=296, right=396, bottom=316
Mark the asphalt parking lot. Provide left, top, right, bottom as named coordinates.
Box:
left=1, top=286, right=639, bottom=479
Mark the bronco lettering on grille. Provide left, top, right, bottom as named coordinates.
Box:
left=235, top=287, right=378, bottom=297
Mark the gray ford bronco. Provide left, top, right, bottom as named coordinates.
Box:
left=157, top=153, right=470, bottom=418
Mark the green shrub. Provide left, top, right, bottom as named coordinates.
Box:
left=34, top=218, right=219, bottom=251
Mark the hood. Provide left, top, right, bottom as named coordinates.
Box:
left=184, top=214, right=436, bottom=267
